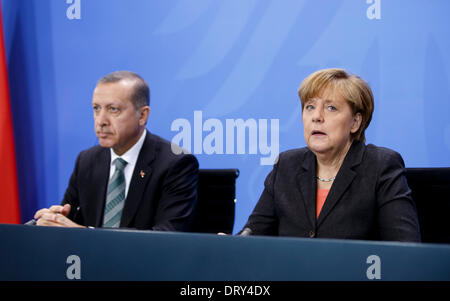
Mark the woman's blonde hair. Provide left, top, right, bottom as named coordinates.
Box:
left=298, top=68, right=374, bottom=143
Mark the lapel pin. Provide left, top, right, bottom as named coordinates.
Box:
left=140, top=170, right=146, bottom=178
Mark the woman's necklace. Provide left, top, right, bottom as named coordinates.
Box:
left=316, top=175, right=336, bottom=182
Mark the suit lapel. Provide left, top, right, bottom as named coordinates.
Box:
left=296, top=150, right=317, bottom=228
left=120, top=131, right=156, bottom=227
left=316, top=140, right=365, bottom=227
left=85, top=148, right=110, bottom=227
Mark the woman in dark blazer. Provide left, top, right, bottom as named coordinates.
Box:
left=241, top=68, right=421, bottom=242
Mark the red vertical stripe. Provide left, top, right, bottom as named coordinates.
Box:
left=0, top=4, right=21, bottom=223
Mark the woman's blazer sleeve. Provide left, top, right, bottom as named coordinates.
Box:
left=241, top=160, right=280, bottom=236
left=376, top=150, right=421, bottom=242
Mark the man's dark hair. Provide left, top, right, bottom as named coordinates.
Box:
left=98, top=71, right=150, bottom=109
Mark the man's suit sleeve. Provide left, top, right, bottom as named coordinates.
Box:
left=376, top=150, right=421, bottom=242
left=61, top=152, right=84, bottom=225
left=152, top=154, right=199, bottom=232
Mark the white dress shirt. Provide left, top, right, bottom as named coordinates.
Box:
left=109, top=130, right=146, bottom=198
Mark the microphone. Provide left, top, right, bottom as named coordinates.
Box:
left=239, top=227, right=253, bottom=236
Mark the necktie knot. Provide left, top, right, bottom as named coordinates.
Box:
left=114, top=158, right=127, bottom=171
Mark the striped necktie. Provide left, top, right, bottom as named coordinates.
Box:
left=103, top=158, right=127, bottom=228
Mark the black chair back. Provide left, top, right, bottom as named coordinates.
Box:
left=406, top=168, right=450, bottom=244
left=192, top=169, right=239, bottom=234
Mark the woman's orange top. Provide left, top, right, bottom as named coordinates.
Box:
left=316, top=189, right=330, bottom=220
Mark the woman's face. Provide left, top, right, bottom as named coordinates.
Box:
left=302, top=87, right=361, bottom=157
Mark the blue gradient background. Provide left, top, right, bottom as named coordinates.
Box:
left=2, top=0, right=449, bottom=232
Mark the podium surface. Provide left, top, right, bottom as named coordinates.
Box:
left=1, top=224, right=449, bottom=281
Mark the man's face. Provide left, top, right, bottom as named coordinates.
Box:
left=92, top=81, right=149, bottom=155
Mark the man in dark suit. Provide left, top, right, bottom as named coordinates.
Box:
left=34, top=71, right=198, bottom=231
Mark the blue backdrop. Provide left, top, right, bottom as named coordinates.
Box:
left=2, top=0, right=449, bottom=232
